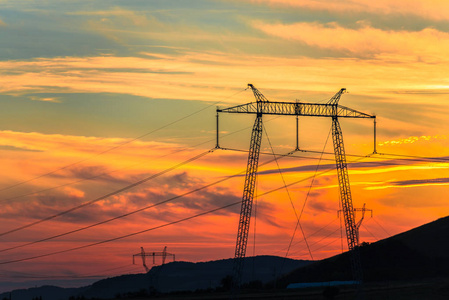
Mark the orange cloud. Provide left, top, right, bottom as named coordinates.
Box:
left=253, top=21, right=449, bottom=60
left=366, top=177, right=449, bottom=190
left=29, top=96, right=61, bottom=103
left=379, top=135, right=448, bottom=146
left=1, top=127, right=448, bottom=277
left=1, top=51, right=448, bottom=110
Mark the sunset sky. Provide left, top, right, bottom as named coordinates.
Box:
left=1, top=0, right=449, bottom=292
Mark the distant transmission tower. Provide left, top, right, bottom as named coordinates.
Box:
left=339, top=203, right=373, bottom=245
left=132, top=246, right=175, bottom=272
left=217, top=84, right=376, bottom=291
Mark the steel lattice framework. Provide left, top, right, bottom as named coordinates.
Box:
left=232, top=113, right=263, bottom=288
left=332, top=117, right=363, bottom=282
left=218, top=102, right=372, bottom=118
left=217, top=84, right=375, bottom=291
left=132, top=246, right=175, bottom=272
left=230, top=84, right=265, bottom=290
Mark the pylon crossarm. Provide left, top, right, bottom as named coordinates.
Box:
left=137, top=251, right=174, bottom=257
left=218, top=101, right=373, bottom=118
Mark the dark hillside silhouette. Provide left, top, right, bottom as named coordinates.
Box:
left=278, top=215, right=449, bottom=287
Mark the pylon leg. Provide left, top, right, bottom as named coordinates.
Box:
left=331, top=117, right=363, bottom=283
left=232, top=114, right=263, bottom=291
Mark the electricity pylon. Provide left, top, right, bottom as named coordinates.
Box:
left=132, top=246, right=176, bottom=272
left=339, top=204, right=374, bottom=245
left=354, top=204, right=373, bottom=245
left=217, top=84, right=375, bottom=289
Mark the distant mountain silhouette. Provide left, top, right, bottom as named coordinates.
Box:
left=0, top=256, right=310, bottom=300
left=81, top=256, right=310, bottom=298
left=0, top=286, right=84, bottom=300
left=278, top=215, right=449, bottom=287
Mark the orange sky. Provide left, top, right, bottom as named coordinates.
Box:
left=0, top=0, right=449, bottom=292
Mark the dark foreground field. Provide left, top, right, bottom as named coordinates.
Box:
left=125, top=277, right=449, bottom=300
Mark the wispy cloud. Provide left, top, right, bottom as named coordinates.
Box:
left=0, top=145, right=43, bottom=152
left=248, top=0, right=449, bottom=21
left=379, top=135, right=448, bottom=146
left=29, top=96, right=61, bottom=103
left=253, top=21, right=449, bottom=59
left=1, top=51, right=448, bottom=106
left=257, top=156, right=449, bottom=177
left=366, top=177, right=449, bottom=190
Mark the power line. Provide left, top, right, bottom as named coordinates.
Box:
left=0, top=201, right=241, bottom=265
left=0, top=150, right=294, bottom=252
left=375, top=152, right=449, bottom=162
left=0, top=88, right=248, bottom=194
left=251, top=150, right=373, bottom=204
left=361, top=223, right=378, bottom=241
left=299, top=129, right=332, bottom=220
left=298, top=227, right=341, bottom=255
left=0, top=149, right=214, bottom=237
left=310, top=235, right=341, bottom=254
left=0, top=116, right=256, bottom=205
left=223, top=147, right=448, bottom=168
left=270, top=216, right=339, bottom=256
left=0, top=145, right=385, bottom=263
left=289, top=226, right=341, bottom=257
left=289, top=218, right=340, bottom=252
left=0, top=141, right=212, bottom=204
left=270, top=147, right=449, bottom=165
left=0, top=140, right=385, bottom=258
left=262, top=123, right=313, bottom=260
left=282, top=128, right=332, bottom=261
left=371, top=217, right=391, bottom=237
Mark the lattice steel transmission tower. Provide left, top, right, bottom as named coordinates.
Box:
left=217, top=84, right=375, bottom=289
left=132, top=246, right=175, bottom=272
left=339, top=204, right=374, bottom=245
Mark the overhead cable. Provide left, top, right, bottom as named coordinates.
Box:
left=0, top=201, right=241, bottom=265
left=0, top=149, right=214, bottom=237
left=0, top=88, right=248, bottom=193
left=0, top=150, right=293, bottom=252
